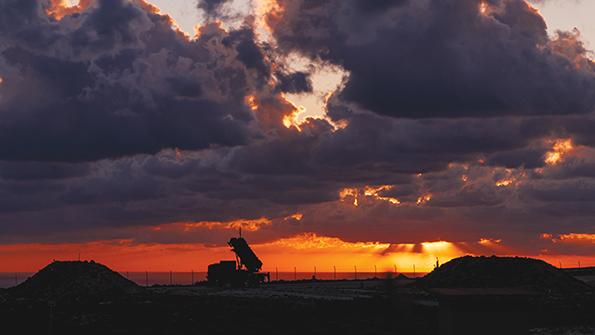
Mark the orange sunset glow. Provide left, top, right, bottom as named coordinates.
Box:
left=2, top=233, right=594, bottom=273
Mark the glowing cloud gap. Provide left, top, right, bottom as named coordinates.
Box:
left=253, top=0, right=283, bottom=43
left=496, top=178, right=514, bottom=187
left=246, top=95, right=259, bottom=111
left=416, top=194, right=432, bottom=206
left=45, top=0, right=92, bottom=20
left=139, top=0, right=192, bottom=40
left=284, top=213, right=303, bottom=221
left=545, top=138, right=574, bottom=165
left=364, top=185, right=401, bottom=205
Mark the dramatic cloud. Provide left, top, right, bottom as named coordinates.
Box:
left=270, top=0, right=595, bottom=118
left=0, top=0, right=260, bottom=162
left=275, top=71, right=312, bottom=94
left=0, top=0, right=594, bottom=267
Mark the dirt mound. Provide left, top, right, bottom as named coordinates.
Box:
left=421, top=256, right=591, bottom=294
left=10, top=261, right=143, bottom=302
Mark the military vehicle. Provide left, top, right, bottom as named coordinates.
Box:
left=207, top=230, right=270, bottom=287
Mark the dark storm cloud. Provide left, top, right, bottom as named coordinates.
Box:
left=559, top=117, right=595, bottom=148
left=429, top=186, right=505, bottom=208
left=270, top=0, right=595, bottom=118
left=275, top=71, right=312, bottom=94
left=0, top=0, right=594, bottom=259
left=541, top=152, right=595, bottom=180
left=527, top=179, right=595, bottom=203
left=198, top=0, right=230, bottom=18
left=0, top=161, right=90, bottom=180
left=486, top=147, right=548, bottom=169
left=0, top=0, right=261, bottom=162
left=222, top=27, right=271, bottom=86
left=314, top=112, right=545, bottom=173
left=0, top=110, right=586, bottom=245
left=354, top=0, right=408, bottom=13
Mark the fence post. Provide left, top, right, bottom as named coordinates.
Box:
left=276, top=267, right=279, bottom=281
left=354, top=265, right=357, bottom=280
left=333, top=265, right=336, bottom=280
left=191, top=270, right=194, bottom=285
left=145, top=271, right=149, bottom=287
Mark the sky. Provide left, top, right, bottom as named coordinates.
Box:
left=0, top=0, right=594, bottom=273
left=533, top=0, right=595, bottom=50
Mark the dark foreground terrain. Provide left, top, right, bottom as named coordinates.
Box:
left=0, top=258, right=594, bottom=335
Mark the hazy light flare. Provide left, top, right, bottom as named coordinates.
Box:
left=479, top=238, right=502, bottom=246
left=496, top=178, right=514, bottom=187
left=416, top=194, right=432, bottom=206
left=479, top=2, right=489, bottom=16
left=284, top=213, right=303, bottom=221
left=245, top=95, right=259, bottom=111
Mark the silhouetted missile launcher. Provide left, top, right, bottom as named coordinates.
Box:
left=207, top=232, right=270, bottom=287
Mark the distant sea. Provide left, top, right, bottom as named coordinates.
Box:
left=0, top=271, right=426, bottom=288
